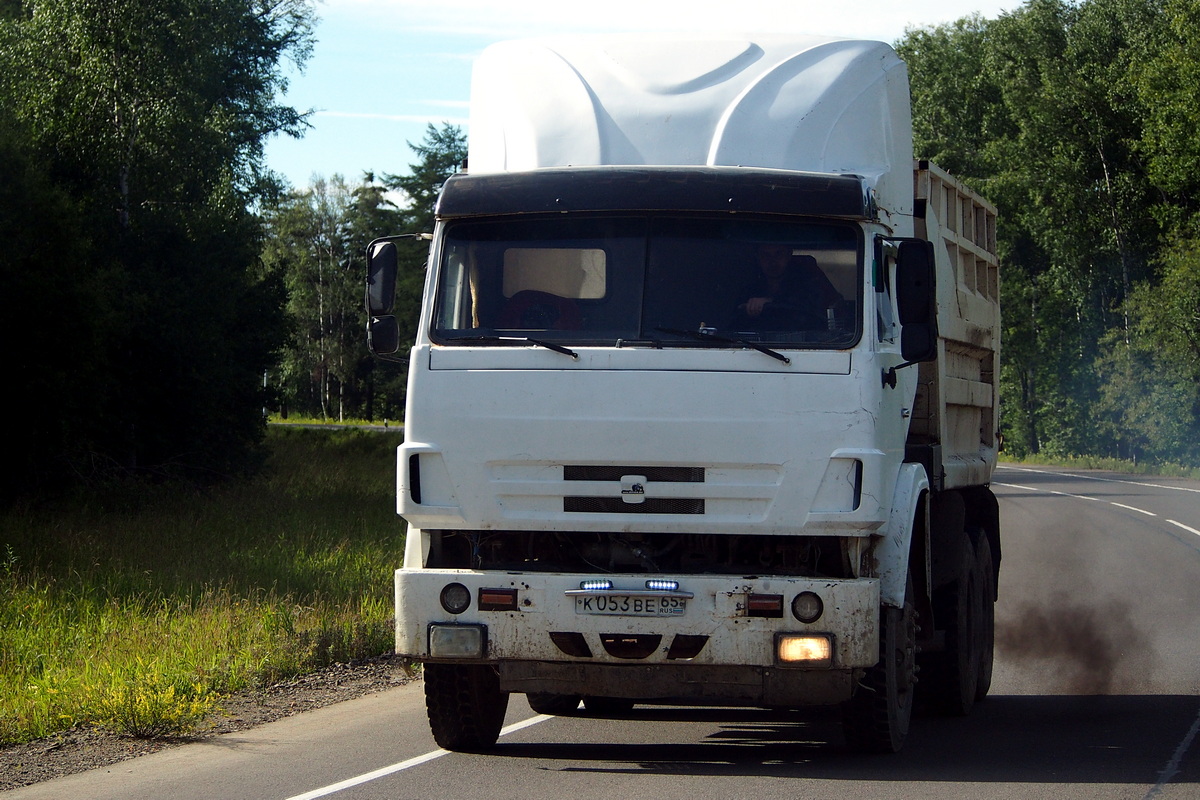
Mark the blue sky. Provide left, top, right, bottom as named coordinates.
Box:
left=264, top=0, right=1019, bottom=189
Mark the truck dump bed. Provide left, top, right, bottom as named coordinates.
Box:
left=909, top=161, right=1001, bottom=490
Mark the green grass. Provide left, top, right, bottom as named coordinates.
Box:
left=0, top=427, right=405, bottom=745
left=268, top=414, right=401, bottom=428
left=999, top=453, right=1200, bottom=480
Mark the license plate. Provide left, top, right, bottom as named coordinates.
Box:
left=574, top=594, right=687, bottom=616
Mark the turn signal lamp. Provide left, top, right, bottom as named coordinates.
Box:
left=777, top=633, right=833, bottom=667
left=747, top=593, right=784, bottom=618
left=478, top=587, right=519, bottom=611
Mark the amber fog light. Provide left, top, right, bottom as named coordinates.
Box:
left=440, top=583, right=471, bottom=614
left=791, top=591, right=823, bottom=623
left=777, top=633, right=832, bottom=667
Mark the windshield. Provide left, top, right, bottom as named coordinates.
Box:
left=432, top=215, right=861, bottom=348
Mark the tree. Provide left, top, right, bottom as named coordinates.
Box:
left=385, top=124, right=468, bottom=353
left=1138, top=241, right=1200, bottom=386
left=1093, top=228, right=1200, bottom=466
left=898, top=0, right=1193, bottom=463
left=0, top=108, right=99, bottom=492
left=0, top=0, right=315, bottom=490
left=1133, top=0, right=1200, bottom=232
left=1094, top=331, right=1197, bottom=464
left=386, top=124, right=468, bottom=233
left=897, top=14, right=1012, bottom=181
left=264, top=125, right=467, bottom=422
left=263, top=175, right=402, bottom=420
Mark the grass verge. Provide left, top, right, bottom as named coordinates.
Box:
left=0, top=427, right=404, bottom=745
left=1000, top=453, right=1200, bottom=479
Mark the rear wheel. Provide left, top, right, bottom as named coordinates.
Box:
left=843, top=575, right=916, bottom=753
left=920, top=537, right=980, bottom=716
left=527, top=693, right=581, bottom=715
left=424, top=664, right=509, bottom=751
left=974, top=536, right=996, bottom=701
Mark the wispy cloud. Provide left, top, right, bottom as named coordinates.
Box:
left=324, top=0, right=1019, bottom=43
left=315, top=110, right=469, bottom=124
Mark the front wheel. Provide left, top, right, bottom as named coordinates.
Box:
left=424, top=664, right=509, bottom=751
left=842, top=577, right=917, bottom=753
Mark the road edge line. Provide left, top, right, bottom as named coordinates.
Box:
left=283, top=715, right=551, bottom=800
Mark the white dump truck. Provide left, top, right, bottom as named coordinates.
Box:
left=367, top=34, right=1001, bottom=754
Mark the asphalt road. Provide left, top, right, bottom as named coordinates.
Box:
left=8, top=465, right=1199, bottom=800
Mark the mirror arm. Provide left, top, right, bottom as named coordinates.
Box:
left=882, top=361, right=920, bottom=389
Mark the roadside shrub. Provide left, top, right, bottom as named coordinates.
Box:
left=90, top=669, right=219, bottom=738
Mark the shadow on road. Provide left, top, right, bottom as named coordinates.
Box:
left=493, top=695, right=1198, bottom=786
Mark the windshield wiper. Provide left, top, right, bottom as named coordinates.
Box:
left=443, top=334, right=578, bottom=360
left=654, top=327, right=790, bottom=365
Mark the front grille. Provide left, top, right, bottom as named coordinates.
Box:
left=564, top=497, right=706, bottom=515
left=426, top=529, right=854, bottom=577
left=564, top=465, right=705, bottom=483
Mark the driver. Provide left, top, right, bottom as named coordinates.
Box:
left=732, top=244, right=828, bottom=331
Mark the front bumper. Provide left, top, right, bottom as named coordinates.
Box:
left=396, top=569, right=880, bottom=705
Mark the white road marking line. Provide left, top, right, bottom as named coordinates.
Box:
left=1110, top=502, right=1157, bottom=517
left=994, top=482, right=1099, bottom=502
left=999, top=483, right=1199, bottom=534
left=1000, top=465, right=1200, bottom=494
left=993, top=482, right=1099, bottom=501
left=1052, top=489, right=1101, bottom=501
left=994, top=482, right=1039, bottom=492
left=1143, top=704, right=1200, bottom=799
left=999, top=480, right=1164, bottom=512
left=1168, top=520, right=1200, bottom=538
left=283, top=715, right=551, bottom=800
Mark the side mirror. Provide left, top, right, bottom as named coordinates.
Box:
left=901, top=322, right=936, bottom=363
left=896, top=240, right=935, bottom=324
left=365, top=233, right=431, bottom=360
left=896, top=239, right=938, bottom=363
left=368, top=315, right=400, bottom=355
left=366, top=240, right=397, bottom=316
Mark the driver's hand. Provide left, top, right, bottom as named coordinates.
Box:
left=744, top=296, right=771, bottom=317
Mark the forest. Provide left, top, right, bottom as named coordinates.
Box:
left=2, top=0, right=1199, bottom=498
left=898, top=0, right=1200, bottom=466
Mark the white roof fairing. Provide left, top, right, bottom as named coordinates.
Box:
left=467, top=34, right=914, bottom=223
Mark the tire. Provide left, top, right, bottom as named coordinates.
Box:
left=527, top=692, right=581, bottom=715
left=424, top=664, right=509, bottom=751
left=920, top=536, right=980, bottom=716
left=583, top=696, right=635, bottom=715
left=843, top=574, right=917, bottom=753
left=974, top=536, right=996, bottom=701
